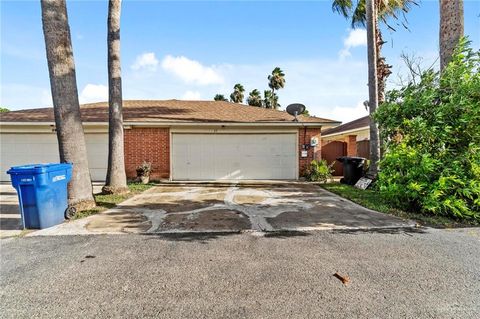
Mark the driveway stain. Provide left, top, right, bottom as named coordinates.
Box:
left=30, top=182, right=415, bottom=236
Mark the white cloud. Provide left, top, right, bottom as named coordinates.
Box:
left=320, top=101, right=369, bottom=123
left=339, top=29, right=367, bottom=58
left=131, top=52, right=159, bottom=71
left=161, top=55, right=224, bottom=85
left=181, top=90, right=202, bottom=100
left=79, top=84, right=108, bottom=104
left=121, top=56, right=369, bottom=123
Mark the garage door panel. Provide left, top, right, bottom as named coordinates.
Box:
left=172, top=133, right=297, bottom=180
left=1, top=133, right=108, bottom=181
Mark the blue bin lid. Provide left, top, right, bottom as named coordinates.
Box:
left=7, top=163, right=72, bottom=175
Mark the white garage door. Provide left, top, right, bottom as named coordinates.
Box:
left=172, top=133, right=297, bottom=180
left=0, top=133, right=108, bottom=181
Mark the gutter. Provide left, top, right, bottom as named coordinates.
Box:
left=0, top=121, right=341, bottom=128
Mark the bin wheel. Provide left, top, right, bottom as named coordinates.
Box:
left=65, top=206, right=77, bottom=220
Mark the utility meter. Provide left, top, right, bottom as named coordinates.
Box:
left=310, top=137, right=319, bottom=147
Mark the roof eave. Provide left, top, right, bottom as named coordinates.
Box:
left=0, top=121, right=340, bottom=127
left=321, top=126, right=370, bottom=138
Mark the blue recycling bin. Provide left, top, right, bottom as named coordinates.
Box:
left=7, top=163, right=72, bottom=229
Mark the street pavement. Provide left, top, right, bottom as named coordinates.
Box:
left=1, top=227, right=479, bottom=318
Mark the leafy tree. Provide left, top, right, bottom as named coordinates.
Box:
left=247, top=89, right=263, bottom=107
left=214, top=94, right=228, bottom=101
left=267, top=67, right=285, bottom=109
left=0, top=107, right=9, bottom=113
left=41, top=0, right=95, bottom=210
left=375, top=39, right=479, bottom=221
left=230, top=83, right=245, bottom=103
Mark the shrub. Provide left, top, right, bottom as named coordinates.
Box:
left=304, top=159, right=335, bottom=183
left=136, top=161, right=152, bottom=177
left=375, top=38, right=480, bottom=221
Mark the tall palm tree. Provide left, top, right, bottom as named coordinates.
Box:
left=267, top=67, right=285, bottom=109
left=365, top=0, right=381, bottom=177
left=41, top=0, right=95, bottom=210
left=214, top=94, right=228, bottom=101
left=247, top=89, right=263, bottom=107
left=230, top=83, right=245, bottom=103
left=103, top=0, right=128, bottom=194
left=332, top=0, right=417, bottom=102
left=439, top=0, right=464, bottom=71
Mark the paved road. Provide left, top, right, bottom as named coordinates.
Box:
left=1, top=228, right=479, bottom=318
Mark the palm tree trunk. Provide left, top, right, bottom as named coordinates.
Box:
left=439, top=0, right=464, bottom=71
left=41, top=0, right=95, bottom=210
left=375, top=23, right=391, bottom=104
left=103, top=0, right=128, bottom=194
left=366, top=0, right=380, bottom=177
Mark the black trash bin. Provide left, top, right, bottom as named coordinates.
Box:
left=336, top=156, right=366, bottom=185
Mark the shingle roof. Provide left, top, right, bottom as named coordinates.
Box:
left=0, top=100, right=338, bottom=125
left=322, top=116, right=370, bottom=136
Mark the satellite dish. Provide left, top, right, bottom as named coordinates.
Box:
left=286, top=103, right=306, bottom=122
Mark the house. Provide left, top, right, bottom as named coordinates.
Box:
left=0, top=100, right=340, bottom=181
left=320, top=116, right=370, bottom=175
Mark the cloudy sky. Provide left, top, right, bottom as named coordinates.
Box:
left=1, top=0, right=479, bottom=123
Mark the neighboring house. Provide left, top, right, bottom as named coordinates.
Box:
left=0, top=100, right=339, bottom=181
left=320, top=116, right=370, bottom=175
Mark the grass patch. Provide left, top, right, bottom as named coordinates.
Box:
left=320, top=183, right=480, bottom=228
left=72, top=182, right=155, bottom=220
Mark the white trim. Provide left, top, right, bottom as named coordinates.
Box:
left=321, top=126, right=370, bottom=138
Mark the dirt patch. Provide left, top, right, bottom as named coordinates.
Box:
left=267, top=210, right=337, bottom=229
left=140, top=200, right=224, bottom=213
left=159, top=209, right=251, bottom=231
left=86, top=211, right=151, bottom=233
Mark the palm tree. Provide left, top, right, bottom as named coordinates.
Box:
left=263, top=90, right=273, bottom=109
left=103, top=0, right=128, bottom=195
left=41, top=0, right=95, bottom=210
left=267, top=67, right=285, bottom=109
left=214, top=94, right=228, bottom=101
left=365, top=0, right=381, bottom=177
left=247, top=89, right=263, bottom=107
left=439, top=0, right=464, bottom=71
left=230, top=83, right=245, bottom=103
left=263, top=90, right=280, bottom=109
left=332, top=0, right=417, bottom=102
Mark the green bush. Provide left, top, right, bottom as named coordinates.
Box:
left=375, top=38, right=480, bottom=221
left=304, top=159, right=335, bottom=183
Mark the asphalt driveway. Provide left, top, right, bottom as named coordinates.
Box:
left=31, top=182, right=413, bottom=236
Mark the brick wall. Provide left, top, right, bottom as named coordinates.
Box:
left=124, top=128, right=170, bottom=180
left=298, top=127, right=322, bottom=176
left=123, top=127, right=322, bottom=180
